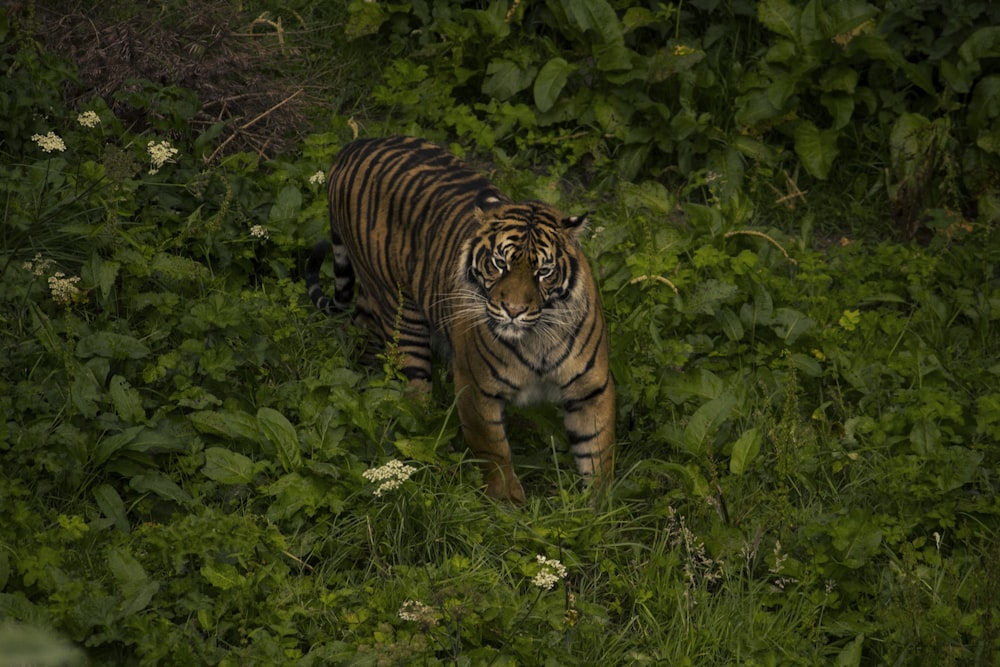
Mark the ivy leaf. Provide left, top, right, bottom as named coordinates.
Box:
left=533, top=58, right=573, bottom=113
left=794, top=120, right=840, bottom=179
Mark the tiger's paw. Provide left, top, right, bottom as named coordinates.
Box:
left=483, top=469, right=526, bottom=504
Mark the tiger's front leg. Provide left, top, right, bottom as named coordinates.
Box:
left=454, top=382, right=525, bottom=503
left=563, top=375, right=616, bottom=491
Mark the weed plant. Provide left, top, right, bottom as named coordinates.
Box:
left=1, top=2, right=999, bottom=666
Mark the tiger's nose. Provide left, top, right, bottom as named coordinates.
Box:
left=502, top=301, right=528, bottom=318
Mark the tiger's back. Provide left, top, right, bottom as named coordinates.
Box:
left=306, top=136, right=615, bottom=502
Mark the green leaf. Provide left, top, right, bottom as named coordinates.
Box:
left=730, top=428, right=762, bottom=475
left=773, top=307, right=815, bottom=344
left=93, top=484, right=129, bottom=533
left=109, top=374, right=145, bottom=424
left=108, top=546, right=158, bottom=615
left=269, top=185, right=302, bottom=224
left=203, top=447, right=256, bottom=484
left=683, top=392, right=738, bottom=454
left=83, top=254, right=120, bottom=301
left=257, top=407, right=302, bottom=472
left=834, top=635, right=865, bottom=667
left=794, top=121, right=840, bottom=179
left=715, top=308, right=744, bottom=342
left=189, top=409, right=260, bottom=442
left=201, top=562, right=243, bottom=591
left=130, top=472, right=194, bottom=506
left=93, top=426, right=145, bottom=465
left=482, top=59, right=536, bottom=101
left=757, top=0, right=800, bottom=41
left=558, top=0, right=623, bottom=45
left=76, top=331, right=151, bottom=360
left=533, top=58, right=573, bottom=113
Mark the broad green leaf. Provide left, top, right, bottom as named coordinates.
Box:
left=482, top=59, right=536, bottom=101
left=203, top=447, right=256, bottom=485
left=84, top=254, right=120, bottom=301
left=790, top=353, right=823, bottom=378
left=150, top=252, right=209, bottom=282
left=269, top=184, right=302, bottom=224
left=109, top=374, right=145, bottom=424
left=683, top=392, right=738, bottom=453
left=71, top=362, right=102, bottom=419
left=93, top=426, right=145, bottom=465
left=909, top=420, right=941, bottom=456
left=794, top=121, right=840, bottom=179
left=558, top=0, right=623, bottom=45
left=958, top=26, right=1000, bottom=63
left=732, top=135, right=779, bottom=165
left=730, top=428, right=762, bottom=475
left=189, top=409, right=260, bottom=442
left=830, top=512, right=882, bottom=568
left=93, top=484, right=129, bottom=533
left=660, top=463, right=711, bottom=497
left=821, top=92, right=855, bottom=131
left=201, top=562, right=243, bottom=591
left=533, top=58, right=573, bottom=113
left=257, top=407, right=302, bottom=472
left=76, top=331, right=150, bottom=360
left=968, top=75, right=1000, bottom=130
left=130, top=472, right=194, bottom=506
left=773, top=307, right=815, bottom=344
left=108, top=547, right=158, bottom=614
left=394, top=436, right=442, bottom=464
left=847, top=35, right=934, bottom=94
left=715, top=308, right=744, bottom=342
left=757, top=0, right=799, bottom=40
left=835, top=635, right=865, bottom=667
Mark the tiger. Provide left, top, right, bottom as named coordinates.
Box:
left=305, top=136, right=614, bottom=503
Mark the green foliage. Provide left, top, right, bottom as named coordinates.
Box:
left=1, top=3, right=999, bottom=666
left=349, top=0, right=1000, bottom=238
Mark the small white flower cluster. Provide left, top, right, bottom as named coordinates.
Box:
left=397, top=600, right=439, bottom=626
left=250, top=224, right=269, bottom=240
left=362, top=459, right=417, bottom=496
left=531, top=554, right=568, bottom=590
left=77, top=111, right=101, bottom=128
left=32, top=131, right=66, bottom=153
left=147, top=140, right=179, bottom=175
left=22, top=253, right=55, bottom=277
left=47, top=272, right=83, bottom=305
left=308, top=170, right=326, bottom=185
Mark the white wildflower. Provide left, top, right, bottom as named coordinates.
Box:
left=77, top=111, right=101, bottom=128
left=308, top=170, right=326, bottom=185
left=362, top=459, right=417, bottom=496
left=47, top=272, right=83, bottom=305
left=397, top=600, right=439, bottom=626
left=32, top=132, right=66, bottom=153
left=250, top=224, right=269, bottom=240
left=147, top=140, right=179, bottom=175
left=23, top=253, right=54, bottom=277
left=531, top=554, right=567, bottom=590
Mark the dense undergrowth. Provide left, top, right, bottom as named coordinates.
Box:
left=2, top=1, right=999, bottom=665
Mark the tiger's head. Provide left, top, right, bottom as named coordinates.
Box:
left=458, top=195, right=591, bottom=343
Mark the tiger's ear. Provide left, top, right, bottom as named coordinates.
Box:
left=563, top=212, right=591, bottom=237
left=474, top=193, right=504, bottom=220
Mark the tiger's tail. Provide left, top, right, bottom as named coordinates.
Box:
left=305, top=237, right=355, bottom=315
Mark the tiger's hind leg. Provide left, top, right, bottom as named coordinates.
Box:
left=366, top=291, right=435, bottom=392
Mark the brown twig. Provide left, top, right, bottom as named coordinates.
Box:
left=205, top=88, right=303, bottom=163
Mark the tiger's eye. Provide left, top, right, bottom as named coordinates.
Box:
left=492, top=254, right=507, bottom=271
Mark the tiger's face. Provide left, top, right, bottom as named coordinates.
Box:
left=460, top=199, right=588, bottom=343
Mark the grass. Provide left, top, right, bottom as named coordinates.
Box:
left=1, top=1, right=999, bottom=665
